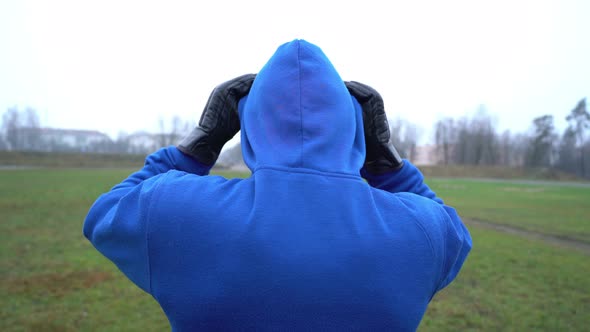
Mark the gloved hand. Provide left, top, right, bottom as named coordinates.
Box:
left=178, top=74, right=256, bottom=165
left=345, top=81, right=404, bottom=174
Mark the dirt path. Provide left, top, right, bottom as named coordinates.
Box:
left=464, top=219, right=590, bottom=255
left=437, top=177, right=590, bottom=188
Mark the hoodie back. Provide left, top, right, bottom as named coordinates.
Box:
left=84, top=39, right=471, bottom=332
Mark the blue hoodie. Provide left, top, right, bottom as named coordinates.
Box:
left=84, top=39, right=472, bottom=331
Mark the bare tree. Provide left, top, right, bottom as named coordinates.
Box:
left=2, top=107, right=21, bottom=150
left=557, top=127, right=577, bottom=174
left=158, top=115, right=192, bottom=147
left=1, top=106, right=42, bottom=151
left=434, top=117, right=456, bottom=165
left=453, top=117, right=469, bottom=164
left=525, top=115, right=557, bottom=168
left=389, top=117, right=421, bottom=162
left=498, top=130, right=512, bottom=166
left=498, top=130, right=527, bottom=167
left=450, top=107, right=499, bottom=166
left=171, top=116, right=182, bottom=144
left=584, top=142, right=590, bottom=178
left=22, top=107, right=41, bottom=150
left=510, top=133, right=529, bottom=167
left=565, top=98, right=590, bottom=177
left=158, top=116, right=169, bottom=147
left=470, top=107, right=499, bottom=165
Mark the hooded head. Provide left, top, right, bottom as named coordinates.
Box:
left=238, top=39, right=365, bottom=175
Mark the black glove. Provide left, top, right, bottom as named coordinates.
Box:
left=345, top=81, right=403, bottom=174
left=178, top=74, right=256, bottom=165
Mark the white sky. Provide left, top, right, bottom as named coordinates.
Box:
left=1, top=0, right=588, bottom=145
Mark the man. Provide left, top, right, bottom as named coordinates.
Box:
left=84, top=39, right=472, bottom=331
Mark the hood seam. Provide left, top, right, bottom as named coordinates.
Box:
left=297, top=41, right=304, bottom=168
left=297, top=41, right=303, bottom=167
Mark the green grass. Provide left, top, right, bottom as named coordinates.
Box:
left=1, top=169, right=588, bottom=331
left=0, top=169, right=169, bottom=331
left=1, top=150, right=585, bottom=181
left=419, top=226, right=590, bottom=331
left=0, top=151, right=147, bottom=168
left=428, top=178, right=590, bottom=243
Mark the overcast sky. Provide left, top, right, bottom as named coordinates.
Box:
left=1, top=0, right=588, bottom=145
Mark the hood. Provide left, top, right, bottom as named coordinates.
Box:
left=238, top=39, right=365, bottom=175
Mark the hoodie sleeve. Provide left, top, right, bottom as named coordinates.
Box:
left=361, top=160, right=441, bottom=202
left=83, top=146, right=211, bottom=293
left=363, top=160, right=472, bottom=293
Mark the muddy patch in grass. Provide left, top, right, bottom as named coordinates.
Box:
left=2, top=270, right=114, bottom=298
left=437, top=184, right=467, bottom=190
left=502, top=187, right=545, bottom=193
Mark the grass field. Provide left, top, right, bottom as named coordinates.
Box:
left=1, top=168, right=589, bottom=331
left=428, top=178, right=590, bottom=243
left=1, top=150, right=584, bottom=181
left=0, top=151, right=147, bottom=169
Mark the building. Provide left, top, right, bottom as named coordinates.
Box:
left=413, top=145, right=441, bottom=166
left=14, top=127, right=112, bottom=152
left=125, top=131, right=160, bottom=154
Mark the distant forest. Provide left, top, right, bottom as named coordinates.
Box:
left=1, top=98, right=589, bottom=178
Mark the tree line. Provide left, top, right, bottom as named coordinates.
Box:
left=429, top=98, right=589, bottom=178
left=1, top=98, right=589, bottom=178
left=0, top=106, right=191, bottom=154
left=216, top=98, right=590, bottom=179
